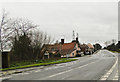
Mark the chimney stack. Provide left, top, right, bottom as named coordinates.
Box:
left=76, top=33, right=79, bottom=43
left=76, top=37, right=78, bottom=42
left=61, top=39, right=64, bottom=44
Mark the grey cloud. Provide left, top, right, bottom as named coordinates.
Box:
left=2, top=2, right=118, bottom=45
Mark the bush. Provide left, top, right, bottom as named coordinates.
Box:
left=10, top=34, right=34, bottom=62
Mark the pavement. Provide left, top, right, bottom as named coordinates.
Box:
left=0, top=50, right=119, bottom=81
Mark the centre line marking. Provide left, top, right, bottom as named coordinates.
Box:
left=42, top=60, right=98, bottom=79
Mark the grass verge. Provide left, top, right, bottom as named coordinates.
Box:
left=1, top=58, right=77, bottom=71
left=109, top=50, right=120, bottom=53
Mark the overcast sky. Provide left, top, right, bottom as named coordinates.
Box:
left=1, top=1, right=118, bottom=46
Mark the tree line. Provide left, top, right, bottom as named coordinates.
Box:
left=104, top=40, right=120, bottom=52
left=93, top=43, right=102, bottom=52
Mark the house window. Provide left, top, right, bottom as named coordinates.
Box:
left=72, top=53, right=74, bottom=56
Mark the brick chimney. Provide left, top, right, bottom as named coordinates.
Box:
left=61, top=39, right=64, bottom=44
left=76, top=37, right=78, bottom=42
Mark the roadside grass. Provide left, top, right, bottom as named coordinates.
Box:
left=106, top=49, right=120, bottom=53
left=1, top=58, right=77, bottom=71
left=109, top=50, right=120, bottom=53
left=10, top=58, right=62, bottom=67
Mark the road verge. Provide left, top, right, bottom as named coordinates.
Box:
left=1, top=58, right=77, bottom=71
left=0, top=58, right=77, bottom=78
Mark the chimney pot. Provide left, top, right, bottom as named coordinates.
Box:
left=76, top=37, right=78, bottom=42
left=61, top=39, right=64, bottom=44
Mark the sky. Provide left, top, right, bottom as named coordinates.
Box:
left=1, top=1, right=118, bottom=47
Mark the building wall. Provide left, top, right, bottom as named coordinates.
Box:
left=62, top=44, right=81, bottom=58
left=70, top=50, right=77, bottom=57
left=76, top=44, right=81, bottom=51
left=71, top=44, right=80, bottom=57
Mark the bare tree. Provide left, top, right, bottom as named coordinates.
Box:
left=0, top=9, right=38, bottom=51
left=9, top=19, right=38, bottom=61
left=8, top=18, right=38, bottom=39
left=31, top=30, right=54, bottom=59
left=0, top=9, right=11, bottom=51
left=104, top=41, right=108, bottom=47
left=104, top=41, right=112, bottom=47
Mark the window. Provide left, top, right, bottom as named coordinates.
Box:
left=72, top=53, right=74, bottom=56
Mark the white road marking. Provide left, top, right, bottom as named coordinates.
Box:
left=48, top=69, right=73, bottom=78
left=100, top=58, right=118, bottom=80
left=0, top=76, right=12, bottom=81
left=12, top=72, right=30, bottom=76
left=113, top=71, right=118, bottom=80
left=22, top=72, right=30, bottom=75
left=45, top=67, right=59, bottom=70
left=41, top=60, right=98, bottom=80
left=78, top=61, right=96, bottom=69
left=34, top=70, right=41, bottom=72
left=44, top=61, right=78, bottom=71
left=106, top=72, right=111, bottom=75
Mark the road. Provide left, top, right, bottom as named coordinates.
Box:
left=2, top=50, right=118, bottom=81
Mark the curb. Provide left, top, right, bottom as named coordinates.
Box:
left=0, top=67, right=39, bottom=77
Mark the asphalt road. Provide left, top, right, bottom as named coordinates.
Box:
left=3, top=50, right=118, bottom=80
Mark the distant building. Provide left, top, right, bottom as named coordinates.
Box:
left=42, top=38, right=81, bottom=58
left=87, top=43, right=94, bottom=54
left=79, top=44, right=89, bottom=55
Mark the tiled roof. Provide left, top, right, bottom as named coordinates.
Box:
left=61, top=42, right=76, bottom=50
left=60, top=42, right=76, bottom=55
left=79, top=44, right=89, bottom=49
left=87, top=43, right=94, bottom=49
left=79, top=44, right=89, bottom=51
left=43, top=42, right=76, bottom=55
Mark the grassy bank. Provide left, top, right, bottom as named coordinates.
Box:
left=108, top=50, right=120, bottom=53
left=110, top=51, right=118, bottom=53
left=1, top=58, right=77, bottom=71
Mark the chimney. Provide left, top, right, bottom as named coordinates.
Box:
left=61, top=39, right=64, bottom=44
left=76, top=37, right=78, bottom=42
left=76, top=33, right=79, bottom=43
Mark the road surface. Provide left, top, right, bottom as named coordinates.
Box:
left=2, top=50, right=118, bottom=81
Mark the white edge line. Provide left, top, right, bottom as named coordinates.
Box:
left=100, top=58, right=118, bottom=80
left=40, top=60, right=98, bottom=80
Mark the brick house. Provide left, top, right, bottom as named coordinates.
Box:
left=87, top=43, right=94, bottom=54
left=42, top=38, right=81, bottom=58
